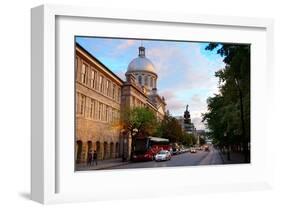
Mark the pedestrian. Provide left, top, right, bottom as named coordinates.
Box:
left=87, top=150, right=93, bottom=167
left=93, top=150, right=98, bottom=166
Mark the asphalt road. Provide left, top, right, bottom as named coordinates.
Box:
left=109, top=146, right=223, bottom=170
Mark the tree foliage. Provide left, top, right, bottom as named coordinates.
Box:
left=182, top=132, right=196, bottom=146
left=154, top=112, right=183, bottom=143
left=154, top=112, right=199, bottom=146
left=202, top=43, right=250, bottom=161
left=121, top=107, right=157, bottom=137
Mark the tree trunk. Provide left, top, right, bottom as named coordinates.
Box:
left=237, top=81, right=248, bottom=163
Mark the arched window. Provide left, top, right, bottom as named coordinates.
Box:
left=110, top=142, right=114, bottom=158
left=150, top=77, right=153, bottom=87
left=96, top=141, right=101, bottom=160
left=103, top=142, right=108, bottom=160
left=76, top=141, right=83, bottom=163
left=138, top=75, right=142, bottom=85
left=115, top=143, right=119, bottom=158
left=144, top=75, right=148, bottom=86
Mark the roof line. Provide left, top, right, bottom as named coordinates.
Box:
left=76, top=42, right=124, bottom=83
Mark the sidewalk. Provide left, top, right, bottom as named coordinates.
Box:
left=218, top=151, right=247, bottom=164
left=76, top=158, right=130, bottom=171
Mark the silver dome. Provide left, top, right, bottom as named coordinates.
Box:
left=127, top=57, right=156, bottom=74
left=127, top=46, right=157, bottom=75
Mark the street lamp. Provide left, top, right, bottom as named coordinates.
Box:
left=132, top=128, right=138, bottom=136
left=121, top=129, right=128, bottom=162
left=224, top=132, right=231, bottom=161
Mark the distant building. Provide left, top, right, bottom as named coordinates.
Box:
left=75, top=43, right=166, bottom=164
left=176, top=105, right=199, bottom=145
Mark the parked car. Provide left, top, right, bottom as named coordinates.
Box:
left=155, top=150, right=172, bottom=161
left=190, top=147, right=197, bottom=153
left=172, top=148, right=180, bottom=155
left=204, top=145, right=209, bottom=151
left=169, top=148, right=173, bottom=155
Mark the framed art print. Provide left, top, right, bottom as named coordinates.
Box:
left=31, top=4, right=274, bottom=204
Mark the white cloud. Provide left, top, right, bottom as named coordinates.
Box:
left=192, top=117, right=206, bottom=130
left=147, top=43, right=224, bottom=130
left=116, top=40, right=137, bottom=50
left=147, top=45, right=191, bottom=78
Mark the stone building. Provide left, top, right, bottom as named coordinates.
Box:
left=75, top=45, right=123, bottom=162
left=75, top=43, right=166, bottom=164
left=125, top=46, right=166, bottom=120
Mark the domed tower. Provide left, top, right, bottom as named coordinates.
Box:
left=126, top=46, right=158, bottom=93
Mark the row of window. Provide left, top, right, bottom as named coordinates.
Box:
left=132, top=96, right=145, bottom=108
left=76, top=92, right=120, bottom=123
left=135, top=73, right=156, bottom=88
left=76, top=57, right=121, bottom=103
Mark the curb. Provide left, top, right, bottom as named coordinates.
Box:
left=95, top=161, right=131, bottom=170
left=77, top=161, right=131, bottom=171
left=218, top=150, right=226, bottom=164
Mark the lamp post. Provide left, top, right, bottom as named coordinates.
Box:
left=121, top=129, right=127, bottom=162
left=131, top=128, right=138, bottom=159
left=224, top=132, right=231, bottom=161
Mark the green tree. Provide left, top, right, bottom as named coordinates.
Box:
left=121, top=107, right=157, bottom=138
left=203, top=43, right=250, bottom=162
left=155, top=113, right=183, bottom=143
left=182, top=132, right=195, bottom=146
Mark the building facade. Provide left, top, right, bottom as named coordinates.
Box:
left=75, top=43, right=166, bottom=164
left=75, top=45, right=123, bottom=163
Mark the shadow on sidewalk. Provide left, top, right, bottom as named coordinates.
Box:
left=76, top=158, right=130, bottom=171
left=218, top=151, right=249, bottom=164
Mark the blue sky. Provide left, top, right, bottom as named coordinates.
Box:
left=76, top=37, right=225, bottom=130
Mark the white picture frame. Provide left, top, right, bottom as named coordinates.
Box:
left=31, top=4, right=274, bottom=204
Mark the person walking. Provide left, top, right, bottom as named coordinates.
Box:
left=87, top=150, right=93, bottom=167
left=93, top=150, right=98, bottom=166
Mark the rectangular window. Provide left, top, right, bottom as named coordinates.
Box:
left=81, top=63, right=87, bottom=84
left=90, top=99, right=95, bottom=118
left=98, top=102, right=102, bottom=120
left=105, top=105, right=108, bottom=121
left=103, top=104, right=106, bottom=121
left=112, top=84, right=116, bottom=100
left=76, top=93, right=80, bottom=114
left=108, top=107, right=112, bottom=122
left=117, top=88, right=121, bottom=102
left=80, top=94, right=86, bottom=115
left=94, top=100, right=97, bottom=120
left=112, top=109, right=115, bottom=122
left=99, top=75, right=104, bottom=93
left=106, top=80, right=110, bottom=96
left=90, top=70, right=97, bottom=89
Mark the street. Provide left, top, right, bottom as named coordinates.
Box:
left=107, top=146, right=223, bottom=170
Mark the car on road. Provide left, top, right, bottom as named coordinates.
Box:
left=190, top=147, right=197, bottom=153
left=204, top=145, right=209, bottom=151
left=155, top=150, right=172, bottom=161
left=172, top=148, right=180, bottom=155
